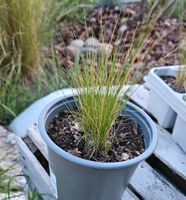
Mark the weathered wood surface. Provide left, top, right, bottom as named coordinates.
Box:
left=16, top=137, right=55, bottom=200
left=155, top=125, right=186, bottom=181
left=130, top=162, right=186, bottom=200
left=28, top=126, right=48, bottom=160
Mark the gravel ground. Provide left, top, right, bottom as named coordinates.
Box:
left=50, top=5, right=186, bottom=82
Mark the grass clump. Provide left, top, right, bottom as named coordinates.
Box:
left=176, top=43, right=186, bottom=92
left=0, top=0, right=75, bottom=77
left=69, top=20, right=158, bottom=152
left=0, top=59, right=66, bottom=125
left=175, top=3, right=186, bottom=92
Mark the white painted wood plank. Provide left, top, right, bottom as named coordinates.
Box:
left=16, top=137, right=55, bottom=200
left=155, top=125, right=186, bottom=181
left=130, top=162, right=186, bottom=200
left=27, top=126, right=48, bottom=160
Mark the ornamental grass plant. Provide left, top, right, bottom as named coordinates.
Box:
left=0, top=0, right=89, bottom=124
left=0, top=0, right=78, bottom=78
left=0, top=0, right=55, bottom=77
left=68, top=12, right=161, bottom=154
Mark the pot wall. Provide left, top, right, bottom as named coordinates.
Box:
left=49, top=149, right=137, bottom=200
left=39, top=95, right=157, bottom=200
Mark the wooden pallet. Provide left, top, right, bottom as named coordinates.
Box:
left=16, top=85, right=186, bottom=200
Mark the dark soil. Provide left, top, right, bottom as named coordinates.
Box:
left=47, top=111, right=145, bottom=162
left=161, top=76, right=185, bottom=93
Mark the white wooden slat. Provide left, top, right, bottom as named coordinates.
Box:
left=16, top=137, right=55, bottom=200
left=27, top=126, right=48, bottom=160
left=155, top=125, right=186, bottom=181
left=130, top=162, right=186, bottom=200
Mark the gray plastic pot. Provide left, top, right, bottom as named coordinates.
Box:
left=38, top=95, right=158, bottom=200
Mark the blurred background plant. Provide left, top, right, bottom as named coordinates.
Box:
left=0, top=0, right=94, bottom=125
left=169, top=0, right=186, bottom=18
left=174, top=0, right=186, bottom=91
left=0, top=0, right=55, bottom=77
left=0, top=154, right=41, bottom=200
left=0, top=0, right=90, bottom=78
left=0, top=53, right=66, bottom=125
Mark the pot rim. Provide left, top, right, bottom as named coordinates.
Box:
left=38, top=94, right=158, bottom=169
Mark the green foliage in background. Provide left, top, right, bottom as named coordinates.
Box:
left=0, top=0, right=91, bottom=125
left=0, top=0, right=57, bottom=77
left=56, top=0, right=95, bottom=22
left=0, top=57, right=66, bottom=125
left=169, top=0, right=186, bottom=18
left=0, top=0, right=89, bottom=77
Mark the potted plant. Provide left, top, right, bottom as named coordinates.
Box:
left=38, top=44, right=158, bottom=199
left=144, top=65, right=186, bottom=152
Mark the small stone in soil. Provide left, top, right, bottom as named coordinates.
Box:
left=84, top=37, right=99, bottom=48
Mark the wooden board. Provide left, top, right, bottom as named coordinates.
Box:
left=130, top=162, right=186, bottom=200
left=16, top=137, right=55, bottom=200
left=155, top=125, right=186, bottom=181
left=28, top=126, right=48, bottom=160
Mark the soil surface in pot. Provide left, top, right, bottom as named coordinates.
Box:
left=47, top=111, right=145, bottom=162
left=161, top=76, right=185, bottom=93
